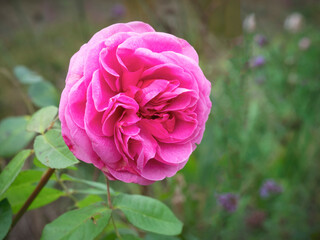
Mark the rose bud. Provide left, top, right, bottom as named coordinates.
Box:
left=59, top=21, right=212, bottom=185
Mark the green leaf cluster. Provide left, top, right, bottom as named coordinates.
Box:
left=0, top=101, right=79, bottom=239
left=40, top=194, right=183, bottom=240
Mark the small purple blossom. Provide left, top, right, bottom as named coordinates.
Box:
left=216, top=193, right=239, bottom=212
left=111, top=4, right=127, bottom=18
left=254, top=34, right=268, bottom=47
left=260, top=179, right=283, bottom=198
left=250, top=56, right=266, bottom=68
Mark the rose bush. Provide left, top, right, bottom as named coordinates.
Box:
left=59, top=21, right=211, bottom=184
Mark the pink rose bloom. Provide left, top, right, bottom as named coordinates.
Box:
left=59, top=21, right=211, bottom=185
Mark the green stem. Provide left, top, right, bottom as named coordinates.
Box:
left=105, top=177, right=121, bottom=240
left=111, top=216, right=121, bottom=240
left=11, top=168, right=55, bottom=229
left=55, top=171, right=78, bottom=204
left=106, top=177, right=113, bottom=209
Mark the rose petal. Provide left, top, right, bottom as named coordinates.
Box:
left=136, top=80, right=169, bottom=106
left=163, top=89, right=198, bottom=111
left=91, top=69, right=115, bottom=111
left=127, top=21, right=155, bottom=33
left=86, top=129, right=122, bottom=165
left=99, top=32, right=138, bottom=91
left=140, top=159, right=179, bottom=181
left=141, top=63, right=195, bottom=91
left=118, top=32, right=197, bottom=61
left=101, top=94, right=139, bottom=136
left=68, top=77, right=87, bottom=129
left=135, top=130, right=157, bottom=170
left=88, top=22, right=154, bottom=46
left=64, top=110, right=100, bottom=165
left=157, top=142, right=193, bottom=164
left=87, top=23, right=136, bottom=46
left=106, top=167, right=154, bottom=185
left=66, top=44, right=87, bottom=79
left=84, top=82, right=104, bottom=136
left=171, top=112, right=198, bottom=141
left=84, top=41, right=106, bottom=87
left=60, top=81, right=99, bottom=165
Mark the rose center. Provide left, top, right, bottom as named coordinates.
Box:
left=136, top=110, right=160, bottom=120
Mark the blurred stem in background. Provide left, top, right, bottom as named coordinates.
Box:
left=105, top=177, right=121, bottom=239
left=75, top=0, right=90, bottom=40
left=0, top=68, right=34, bottom=114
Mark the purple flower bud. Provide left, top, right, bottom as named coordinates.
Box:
left=250, top=56, right=266, bottom=68
left=260, top=179, right=283, bottom=198
left=111, top=4, right=126, bottom=18
left=254, top=34, right=268, bottom=47
left=216, top=193, right=238, bottom=212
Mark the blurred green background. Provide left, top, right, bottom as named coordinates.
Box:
left=1, top=0, right=320, bottom=239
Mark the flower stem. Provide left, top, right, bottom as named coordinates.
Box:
left=106, top=177, right=113, bottom=209
left=111, top=215, right=121, bottom=240
left=11, top=168, right=55, bottom=229
left=105, top=177, right=121, bottom=239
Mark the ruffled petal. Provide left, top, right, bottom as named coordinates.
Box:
left=84, top=82, right=104, bottom=136
left=68, top=77, right=87, bottom=129
left=91, top=70, right=115, bottom=111
left=127, top=21, right=155, bottom=33
left=106, top=167, right=154, bottom=185
left=157, top=142, right=193, bottom=164
left=140, top=159, right=179, bottom=181
left=86, top=130, right=122, bottom=166
left=101, top=94, right=139, bottom=136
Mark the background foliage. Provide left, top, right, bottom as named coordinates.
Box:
left=0, top=0, right=319, bottom=239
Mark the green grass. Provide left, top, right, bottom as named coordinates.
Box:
left=179, top=29, right=320, bottom=239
